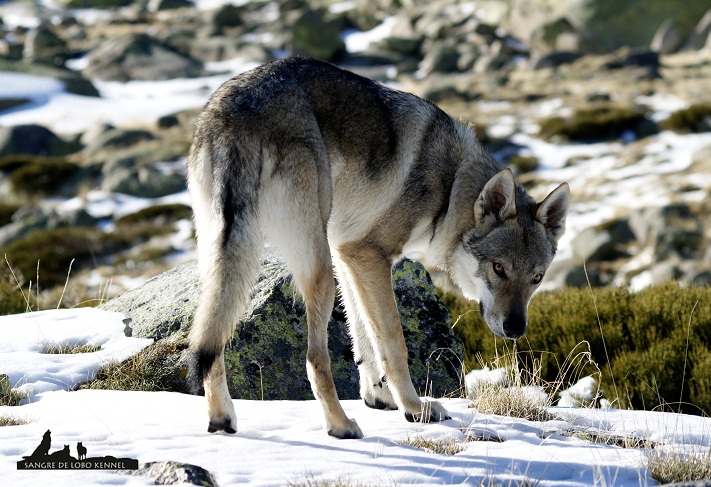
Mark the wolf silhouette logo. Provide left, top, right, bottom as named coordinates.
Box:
left=17, top=431, right=138, bottom=470
left=77, top=442, right=87, bottom=460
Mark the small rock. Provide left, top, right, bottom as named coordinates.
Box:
left=211, top=3, right=244, bottom=33
left=532, top=51, right=582, bottom=70
left=24, top=24, right=68, bottom=66
left=147, top=0, right=193, bottom=12
left=681, top=8, right=711, bottom=51
left=650, top=19, right=683, bottom=54
left=123, top=461, right=217, bottom=487
left=101, top=166, right=186, bottom=198
left=418, top=41, right=459, bottom=75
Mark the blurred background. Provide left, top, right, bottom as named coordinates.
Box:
left=1, top=0, right=711, bottom=414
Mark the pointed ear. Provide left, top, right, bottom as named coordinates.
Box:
left=535, top=182, right=570, bottom=242
left=474, top=169, right=517, bottom=224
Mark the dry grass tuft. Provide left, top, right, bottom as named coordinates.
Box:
left=78, top=339, right=189, bottom=393
left=43, top=343, right=101, bottom=354
left=470, top=382, right=557, bottom=422
left=289, top=476, right=395, bottom=487
left=647, top=446, right=711, bottom=484
left=0, top=414, right=29, bottom=426
left=399, top=435, right=467, bottom=455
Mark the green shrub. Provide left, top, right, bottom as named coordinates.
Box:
left=0, top=224, right=171, bottom=290
left=0, top=266, right=28, bottom=316
left=0, top=280, right=27, bottom=316
left=0, top=155, right=33, bottom=174
left=116, top=203, right=193, bottom=225
left=539, top=105, right=653, bottom=141
left=7, top=157, right=79, bottom=197
left=659, top=104, right=711, bottom=133
left=444, top=282, right=711, bottom=415
left=63, top=0, right=132, bottom=7
left=507, top=155, right=539, bottom=174
left=0, top=203, right=20, bottom=227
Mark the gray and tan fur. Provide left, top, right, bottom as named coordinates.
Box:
left=187, top=57, right=570, bottom=439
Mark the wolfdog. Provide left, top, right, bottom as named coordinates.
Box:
left=187, top=57, right=570, bottom=439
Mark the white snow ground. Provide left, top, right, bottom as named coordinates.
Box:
left=1, top=309, right=710, bottom=486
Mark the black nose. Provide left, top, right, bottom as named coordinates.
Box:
left=503, top=315, right=527, bottom=340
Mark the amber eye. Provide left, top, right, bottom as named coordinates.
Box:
left=493, top=262, right=506, bottom=278
left=532, top=273, right=544, bottom=285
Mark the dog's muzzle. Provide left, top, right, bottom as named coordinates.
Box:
left=480, top=303, right=526, bottom=340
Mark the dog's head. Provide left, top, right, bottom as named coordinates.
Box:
left=451, top=169, right=570, bottom=340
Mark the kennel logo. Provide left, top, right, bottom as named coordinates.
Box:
left=17, top=430, right=139, bottom=470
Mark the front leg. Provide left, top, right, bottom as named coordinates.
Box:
left=335, top=261, right=398, bottom=410
left=335, top=243, right=451, bottom=423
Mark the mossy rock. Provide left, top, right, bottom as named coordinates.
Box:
left=101, top=252, right=464, bottom=401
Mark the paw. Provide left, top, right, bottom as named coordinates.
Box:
left=207, top=416, right=237, bottom=434
left=364, top=396, right=398, bottom=410
left=404, top=401, right=451, bottom=423
left=362, top=380, right=398, bottom=411
left=327, top=418, right=364, bottom=439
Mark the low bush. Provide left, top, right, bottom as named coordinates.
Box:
left=0, top=203, right=21, bottom=227
left=4, top=156, right=79, bottom=197
left=659, top=104, right=711, bottom=133
left=538, top=105, right=653, bottom=141
left=63, top=0, right=132, bottom=7
left=116, top=203, right=193, bottom=225
left=507, top=155, right=539, bottom=174
left=0, top=267, right=28, bottom=316
left=0, top=222, right=173, bottom=289
left=443, top=282, right=711, bottom=415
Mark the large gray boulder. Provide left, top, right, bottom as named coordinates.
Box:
left=503, top=0, right=711, bottom=53
left=101, top=250, right=464, bottom=401
left=81, top=33, right=206, bottom=82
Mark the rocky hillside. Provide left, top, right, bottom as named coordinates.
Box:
left=1, top=0, right=711, bottom=303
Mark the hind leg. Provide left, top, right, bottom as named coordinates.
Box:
left=334, top=261, right=397, bottom=411
left=264, top=166, right=362, bottom=439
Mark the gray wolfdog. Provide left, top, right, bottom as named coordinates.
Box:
left=187, top=57, right=570, bottom=439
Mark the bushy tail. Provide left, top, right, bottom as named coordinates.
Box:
left=187, top=234, right=263, bottom=395
left=186, top=133, right=263, bottom=395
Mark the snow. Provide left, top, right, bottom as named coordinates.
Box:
left=0, top=308, right=152, bottom=400
left=1, top=309, right=710, bottom=486
left=342, top=16, right=397, bottom=53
